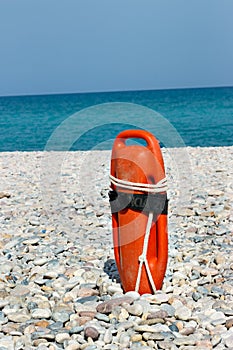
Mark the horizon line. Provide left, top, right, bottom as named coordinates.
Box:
left=0, top=84, right=233, bottom=98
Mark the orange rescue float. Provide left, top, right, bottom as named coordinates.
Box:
left=109, top=130, right=168, bottom=294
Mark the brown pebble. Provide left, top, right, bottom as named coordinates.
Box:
left=0, top=192, right=11, bottom=199
left=147, top=310, right=168, bottom=319
left=35, top=320, right=50, bottom=328
left=41, top=286, right=53, bottom=292
left=176, top=321, right=184, bottom=331
left=78, top=316, right=92, bottom=326
left=96, top=296, right=134, bottom=314
left=226, top=318, right=233, bottom=329
left=79, top=311, right=96, bottom=319
left=84, top=326, right=99, bottom=340
left=180, top=326, right=195, bottom=335
left=140, top=318, right=165, bottom=325
left=196, top=339, right=212, bottom=348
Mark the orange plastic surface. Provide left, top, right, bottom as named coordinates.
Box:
left=110, top=129, right=168, bottom=294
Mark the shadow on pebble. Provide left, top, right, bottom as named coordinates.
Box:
left=104, top=258, right=121, bottom=283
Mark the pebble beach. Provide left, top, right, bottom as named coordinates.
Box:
left=0, top=146, right=233, bottom=350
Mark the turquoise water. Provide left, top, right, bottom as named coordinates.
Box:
left=0, top=87, right=232, bottom=151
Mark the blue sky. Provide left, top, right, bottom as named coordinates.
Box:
left=0, top=0, right=233, bottom=96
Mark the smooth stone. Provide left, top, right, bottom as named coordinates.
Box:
left=192, top=292, right=202, bottom=301
left=52, top=310, right=72, bottom=323
left=226, top=318, right=233, bottom=329
left=33, top=258, right=48, bottom=266
left=223, top=309, right=233, bottom=316
left=27, top=302, right=38, bottom=311
left=225, top=333, right=233, bottom=348
left=0, top=300, right=9, bottom=309
left=31, top=308, right=52, bottom=319
left=84, top=326, right=99, bottom=340
left=55, top=332, right=70, bottom=343
left=177, top=208, right=194, bottom=216
left=0, top=336, right=14, bottom=350
left=193, top=236, right=204, bottom=243
left=190, top=271, right=201, bottom=280
left=0, top=192, right=11, bottom=199
left=119, top=333, right=130, bottom=347
left=96, top=296, right=133, bottom=314
left=31, top=330, right=54, bottom=341
left=1, top=323, right=20, bottom=334
left=157, top=340, right=175, bottom=349
left=208, top=189, right=224, bottom=196
left=103, top=328, right=113, bottom=344
left=150, top=293, right=169, bottom=304
left=33, top=278, right=49, bottom=285
left=161, top=304, right=175, bottom=317
left=0, top=263, right=14, bottom=274
left=214, top=254, right=226, bottom=265
left=118, top=307, right=129, bottom=320
left=64, top=343, right=80, bottom=350
left=69, top=326, right=84, bottom=334
left=180, top=326, right=196, bottom=335
left=140, top=318, right=165, bottom=325
left=196, top=286, right=209, bottom=294
left=126, top=303, right=143, bottom=316
left=173, top=335, right=196, bottom=346
left=147, top=332, right=165, bottom=341
left=211, top=334, right=222, bottom=347
left=54, top=246, right=65, bottom=255
left=22, top=237, right=40, bottom=245
left=79, top=283, right=97, bottom=289
left=0, top=311, right=8, bottom=325
left=211, top=286, right=225, bottom=296
left=76, top=296, right=98, bottom=304
left=131, top=333, right=142, bottom=342
left=147, top=310, right=168, bottom=319
left=43, top=271, right=58, bottom=279
left=134, top=324, right=169, bottom=333
left=211, top=318, right=227, bottom=326
left=116, top=320, right=134, bottom=330
left=210, top=311, right=226, bottom=322
left=95, top=313, right=110, bottom=322
left=107, top=285, right=123, bottom=295
left=10, top=285, right=30, bottom=297
left=124, top=291, right=140, bottom=300
left=84, top=346, right=98, bottom=350
left=76, top=287, right=98, bottom=298
left=175, top=305, right=192, bottom=321
left=168, top=323, right=179, bottom=332
left=7, top=313, right=31, bottom=323
left=47, top=321, right=64, bottom=331
left=35, top=320, right=50, bottom=328
left=29, top=219, right=40, bottom=226
left=201, top=268, right=219, bottom=276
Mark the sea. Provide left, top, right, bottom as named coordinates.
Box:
left=0, top=86, right=232, bottom=151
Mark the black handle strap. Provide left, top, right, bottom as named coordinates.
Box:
left=109, top=190, right=168, bottom=214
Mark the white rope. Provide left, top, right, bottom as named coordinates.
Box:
left=110, top=174, right=167, bottom=294
left=134, top=211, right=157, bottom=294
left=109, top=174, right=167, bottom=193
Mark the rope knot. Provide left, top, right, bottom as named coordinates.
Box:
left=138, top=255, right=145, bottom=263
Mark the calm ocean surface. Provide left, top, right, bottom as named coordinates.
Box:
left=0, top=87, right=232, bottom=151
